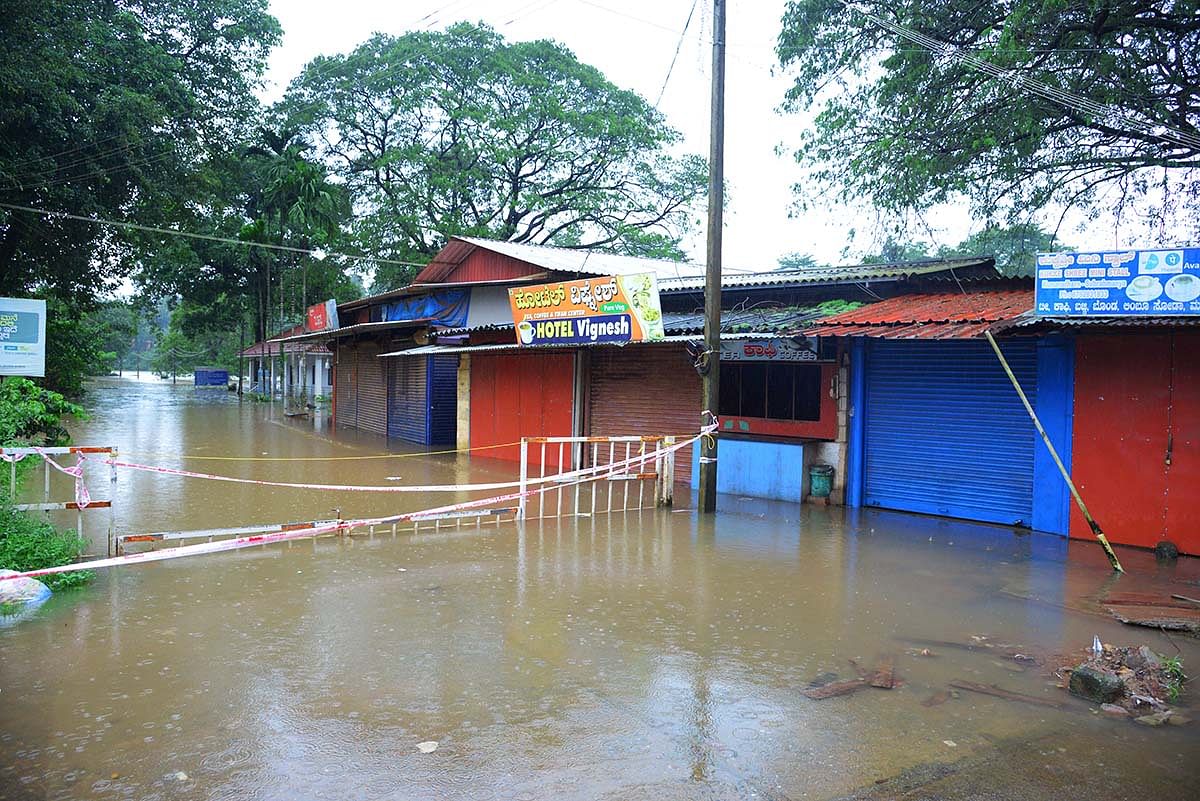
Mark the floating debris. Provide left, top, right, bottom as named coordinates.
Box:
left=948, top=680, right=1065, bottom=709
left=802, top=678, right=868, bottom=700
left=922, top=690, right=950, bottom=707
left=416, top=741, right=439, bottom=754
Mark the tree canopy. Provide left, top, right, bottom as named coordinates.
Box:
left=283, top=23, right=707, bottom=289
left=777, top=1, right=1200, bottom=236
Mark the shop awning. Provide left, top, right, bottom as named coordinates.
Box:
left=378, top=332, right=778, bottom=358
left=806, top=290, right=1034, bottom=339
left=269, top=319, right=429, bottom=345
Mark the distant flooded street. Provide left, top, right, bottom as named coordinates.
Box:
left=2, top=377, right=1198, bottom=800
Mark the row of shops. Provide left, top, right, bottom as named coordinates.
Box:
left=246, top=236, right=1199, bottom=556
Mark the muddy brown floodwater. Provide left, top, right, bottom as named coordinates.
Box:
left=2, top=377, right=1199, bottom=800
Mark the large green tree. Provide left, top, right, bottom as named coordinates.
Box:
left=0, top=0, right=280, bottom=393
left=777, top=1, right=1200, bottom=234
left=283, top=23, right=707, bottom=290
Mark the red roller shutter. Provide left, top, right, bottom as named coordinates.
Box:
left=470, top=351, right=575, bottom=466
left=588, top=345, right=701, bottom=485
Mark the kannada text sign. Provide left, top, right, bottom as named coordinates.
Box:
left=508, top=274, right=665, bottom=346
left=1035, top=248, right=1200, bottom=316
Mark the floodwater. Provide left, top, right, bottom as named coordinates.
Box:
left=2, top=377, right=1198, bottom=800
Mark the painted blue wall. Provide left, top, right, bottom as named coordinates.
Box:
left=691, top=438, right=805, bottom=502
left=846, top=338, right=867, bottom=508
left=1032, top=334, right=1074, bottom=536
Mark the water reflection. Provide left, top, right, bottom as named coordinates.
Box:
left=1, top=377, right=1198, bottom=800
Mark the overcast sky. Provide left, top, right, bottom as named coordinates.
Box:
left=261, top=0, right=1114, bottom=269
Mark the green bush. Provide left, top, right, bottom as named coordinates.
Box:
left=0, top=376, right=92, bottom=591
left=0, top=505, right=91, bottom=591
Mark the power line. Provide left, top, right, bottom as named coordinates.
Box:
left=0, top=202, right=428, bottom=268
left=655, top=0, right=701, bottom=107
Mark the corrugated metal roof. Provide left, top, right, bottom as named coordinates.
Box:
left=1000, top=312, right=1200, bottom=330
left=662, top=306, right=831, bottom=334
left=807, top=290, right=1033, bottom=339
left=380, top=333, right=771, bottom=358
left=414, top=236, right=708, bottom=284
left=270, top=319, right=427, bottom=345
left=656, top=257, right=997, bottom=293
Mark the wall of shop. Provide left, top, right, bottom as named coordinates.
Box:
left=587, top=345, right=702, bottom=485
left=690, top=438, right=806, bottom=502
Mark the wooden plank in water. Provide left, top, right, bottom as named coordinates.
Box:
left=870, top=654, right=896, bottom=689
left=1103, top=592, right=1199, bottom=610
left=802, top=678, right=868, bottom=700
left=1103, top=603, right=1200, bottom=634
left=948, top=680, right=1064, bottom=709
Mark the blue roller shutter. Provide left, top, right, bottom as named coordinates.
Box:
left=863, top=339, right=1038, bottom=526
left=427, top=355, right=458, bottom=446
left=387, top=357, right=428, bottom=444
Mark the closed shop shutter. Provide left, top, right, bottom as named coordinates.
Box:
left=427, top=355, right=459, bottom=446
left=387, top=357, right=428, bottom=444
left=334, top=347, right=356, bottom=430
left=470, top=351, right=575, bottom=465
left=356, top=341, right=388, bottom=437
left=589, top=345, right=701, bottom=485
left=863, top=339, right=1038, bottom=526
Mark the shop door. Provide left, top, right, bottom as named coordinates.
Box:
left=863, top=339, right=1038, bottom=526
left=387, top=357, right=428, bottom=444
left=1073, top=332, right=1199, bottom=552
left=470, top=351, right=575, bottom=465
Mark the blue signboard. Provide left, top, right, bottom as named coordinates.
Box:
left=1035, top=247, right=1200, bottom=316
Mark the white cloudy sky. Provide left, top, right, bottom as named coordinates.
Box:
left=261, top=0, right=1122, bottom=269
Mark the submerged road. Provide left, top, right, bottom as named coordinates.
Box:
left=1, top=377, right=1198, bottom=800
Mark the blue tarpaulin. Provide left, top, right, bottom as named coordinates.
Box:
left=382, top=290, right=470, bottom=328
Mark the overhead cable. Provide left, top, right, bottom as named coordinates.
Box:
left=0, top=202, right=427, bottom=268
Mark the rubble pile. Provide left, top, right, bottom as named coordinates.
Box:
left=1063, top=642, right=1189, bottom=726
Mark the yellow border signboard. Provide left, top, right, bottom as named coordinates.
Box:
left=507, top=274, right=666, bottom=346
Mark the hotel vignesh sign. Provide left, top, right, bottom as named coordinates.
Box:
left=507, top=274, right=666, bottom=346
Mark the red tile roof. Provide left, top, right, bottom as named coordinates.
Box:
left=807, top=290, right=1034, bottom=339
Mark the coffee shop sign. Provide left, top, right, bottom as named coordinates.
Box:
left=721, top=338, right=818, bottom=362
left=1035, top=247, right=1200, bottom=316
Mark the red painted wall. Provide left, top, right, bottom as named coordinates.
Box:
left=1071, top=332, right=1199, bottom=554
left=470, top=351, right=575, bottom=465
left=449, top=251, right=543, bottom=284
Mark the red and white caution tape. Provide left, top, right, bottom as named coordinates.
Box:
left=0, top=431, right=707, bottom=582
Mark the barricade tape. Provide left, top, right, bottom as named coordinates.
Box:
left=102, top=427, right=705, bottom=494
left=123, top=440, right=524, bottom=462
left=0, top=430, right=709, bottom=582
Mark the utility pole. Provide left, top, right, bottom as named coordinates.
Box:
left=698, top=0, right=726, bottom=514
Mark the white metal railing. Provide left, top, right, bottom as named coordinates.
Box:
left=517, top=435, right=675, bottom=520
left=3, top=445, right=118, bottom=553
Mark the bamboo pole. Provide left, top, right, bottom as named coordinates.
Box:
left=983, top=330, right=1123, bottom=573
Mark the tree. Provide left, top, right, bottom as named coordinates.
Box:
left=0, top=0, right=280, bottom=393
left=860, top=236, right=931, bottom=264
left=777, top=1, right=1200, bottom=235
left=938, top=223, right=1069, bottom=277
left=776, top=252, right=825, bottom=271
left=283, top=23, right=707, bottom=290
